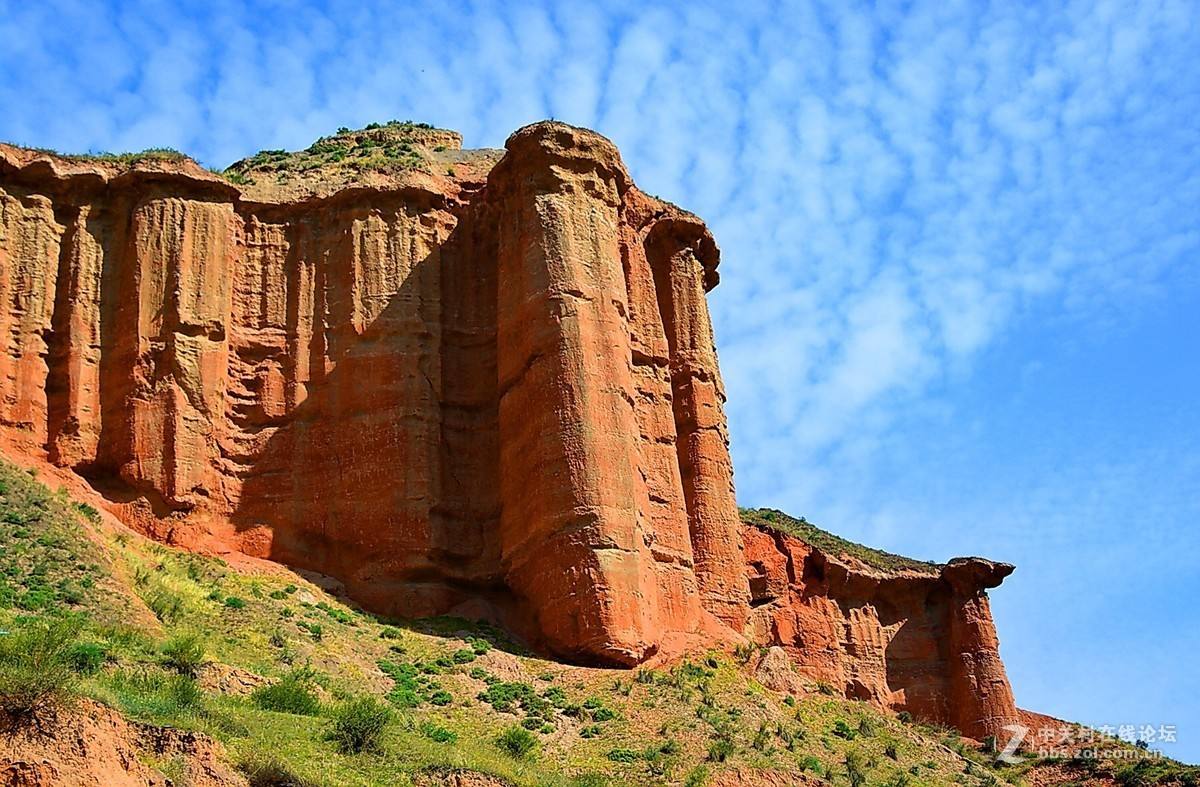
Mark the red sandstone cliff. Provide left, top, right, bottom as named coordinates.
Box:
left=0, top=121, right=1019, bottom=739
left=742, top=510, right=1019, bottom=739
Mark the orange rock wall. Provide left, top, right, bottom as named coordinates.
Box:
left=743, top=525, right=1020, bottom=740
left=0, top=123, right=745, bottom=665
left=0, top=122, right=1020, bottom=739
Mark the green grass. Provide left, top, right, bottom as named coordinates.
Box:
left=0, top=464, right=109, bottom=612
left=252, top=668, right=322, bottom=716
left=740, top=507, right=940, bottom=573
left=0, top=615, right=81, bottom=716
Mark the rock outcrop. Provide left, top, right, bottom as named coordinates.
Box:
left=0, top=121, right=1019, bottom=739
left=743, top=510, right=1020, bottom=739
left=0, top=122, right=745, bottom=667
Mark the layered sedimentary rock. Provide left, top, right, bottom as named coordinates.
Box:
left=0, top=122, right=746, bottom=666
left=743, top=515, right=1020, bottom=740
left=0, top=121, right=1019, bottom=738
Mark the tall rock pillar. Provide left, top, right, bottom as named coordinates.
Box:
left=945, top=559, right=1022, bottom=740
left=646, top=218, right=749, bottom=629
left=491, top=123, right=668, bottom=665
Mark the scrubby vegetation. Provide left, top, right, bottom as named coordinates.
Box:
left=1, top=143, right=189, bottom=166
left=0, top=616, right=81, bottom=716
left=221, top=120, right=446, bottom=183
left=0, top=458, right=1189, bottom=786
left=740, top=507, right=941, bottom=573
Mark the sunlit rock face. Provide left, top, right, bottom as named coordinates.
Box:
left=0, top=121, right=1018, bottom=739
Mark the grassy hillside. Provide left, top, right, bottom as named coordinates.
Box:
left=0, top=459, right=1192, bottom=786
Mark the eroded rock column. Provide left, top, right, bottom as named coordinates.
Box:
left=646, top=218, right=749, bottom=629
left=492, top=124, right=667, bottom=664
left=945, top=559, right=1021, bottom=740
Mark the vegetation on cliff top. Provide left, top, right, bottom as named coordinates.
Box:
left=221, top=120, right=449, bottom=185
left=0, top=142, right=190, bottom=166
left=0, top=459, right=1191, bottom=786
left=740, top=507, right=941, bottom=574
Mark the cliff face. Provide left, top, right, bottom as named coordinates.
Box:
left=742, top=516, right=1019, bottom=739
left=0, top=121, right=1017, bottom=738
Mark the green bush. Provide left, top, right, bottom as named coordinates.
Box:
left=606, top=748, right=639, bottom=763
left=66, top=640, right=108, bottom=675
left=223, top=596, right=247, bottom=610
left=452, top=648, right=476, bottom=664
left=251, top=669, right=321, bottom=715
left=428, top=689, right=452, bottom=706
left=0, top=617, right=79, bottom=716
left=496, top=724, right=538, bottom=759
left=326, top=696, right=392, bottom=754
left=419, top=721, right=457, bottom=743
left=160, top=633, right=205, bottom=676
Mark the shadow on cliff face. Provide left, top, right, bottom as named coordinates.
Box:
left=226, top=192, right=522, bottom=632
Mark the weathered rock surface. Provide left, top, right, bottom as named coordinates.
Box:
left=0, top=699, right=245, bottom=787
left=743, top=519, right=1020, bottom=740
left=0, top=122, right=745, bottom=667
left=0, top=121, right=1020, bottom=738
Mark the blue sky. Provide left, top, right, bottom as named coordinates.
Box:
left=2, top=0, right=1198, bottom=761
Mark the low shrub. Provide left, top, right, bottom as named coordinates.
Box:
left=496, top=724, right=538, bottom=759
left=66, top=640, right=108, bottom=675
left=419, top=721, right=457, bottom=743
left=326, top=696, right=392, bottom=754
left=160, top=633, right=205, bottom=676
left=251, top=669, right=321, bottom=716
left=223, top=596, right=247, bottom=610
left=0, top=617, right=80, bottom=716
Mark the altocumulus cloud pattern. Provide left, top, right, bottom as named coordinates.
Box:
left=1, top=0, right=1198, bottom=761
